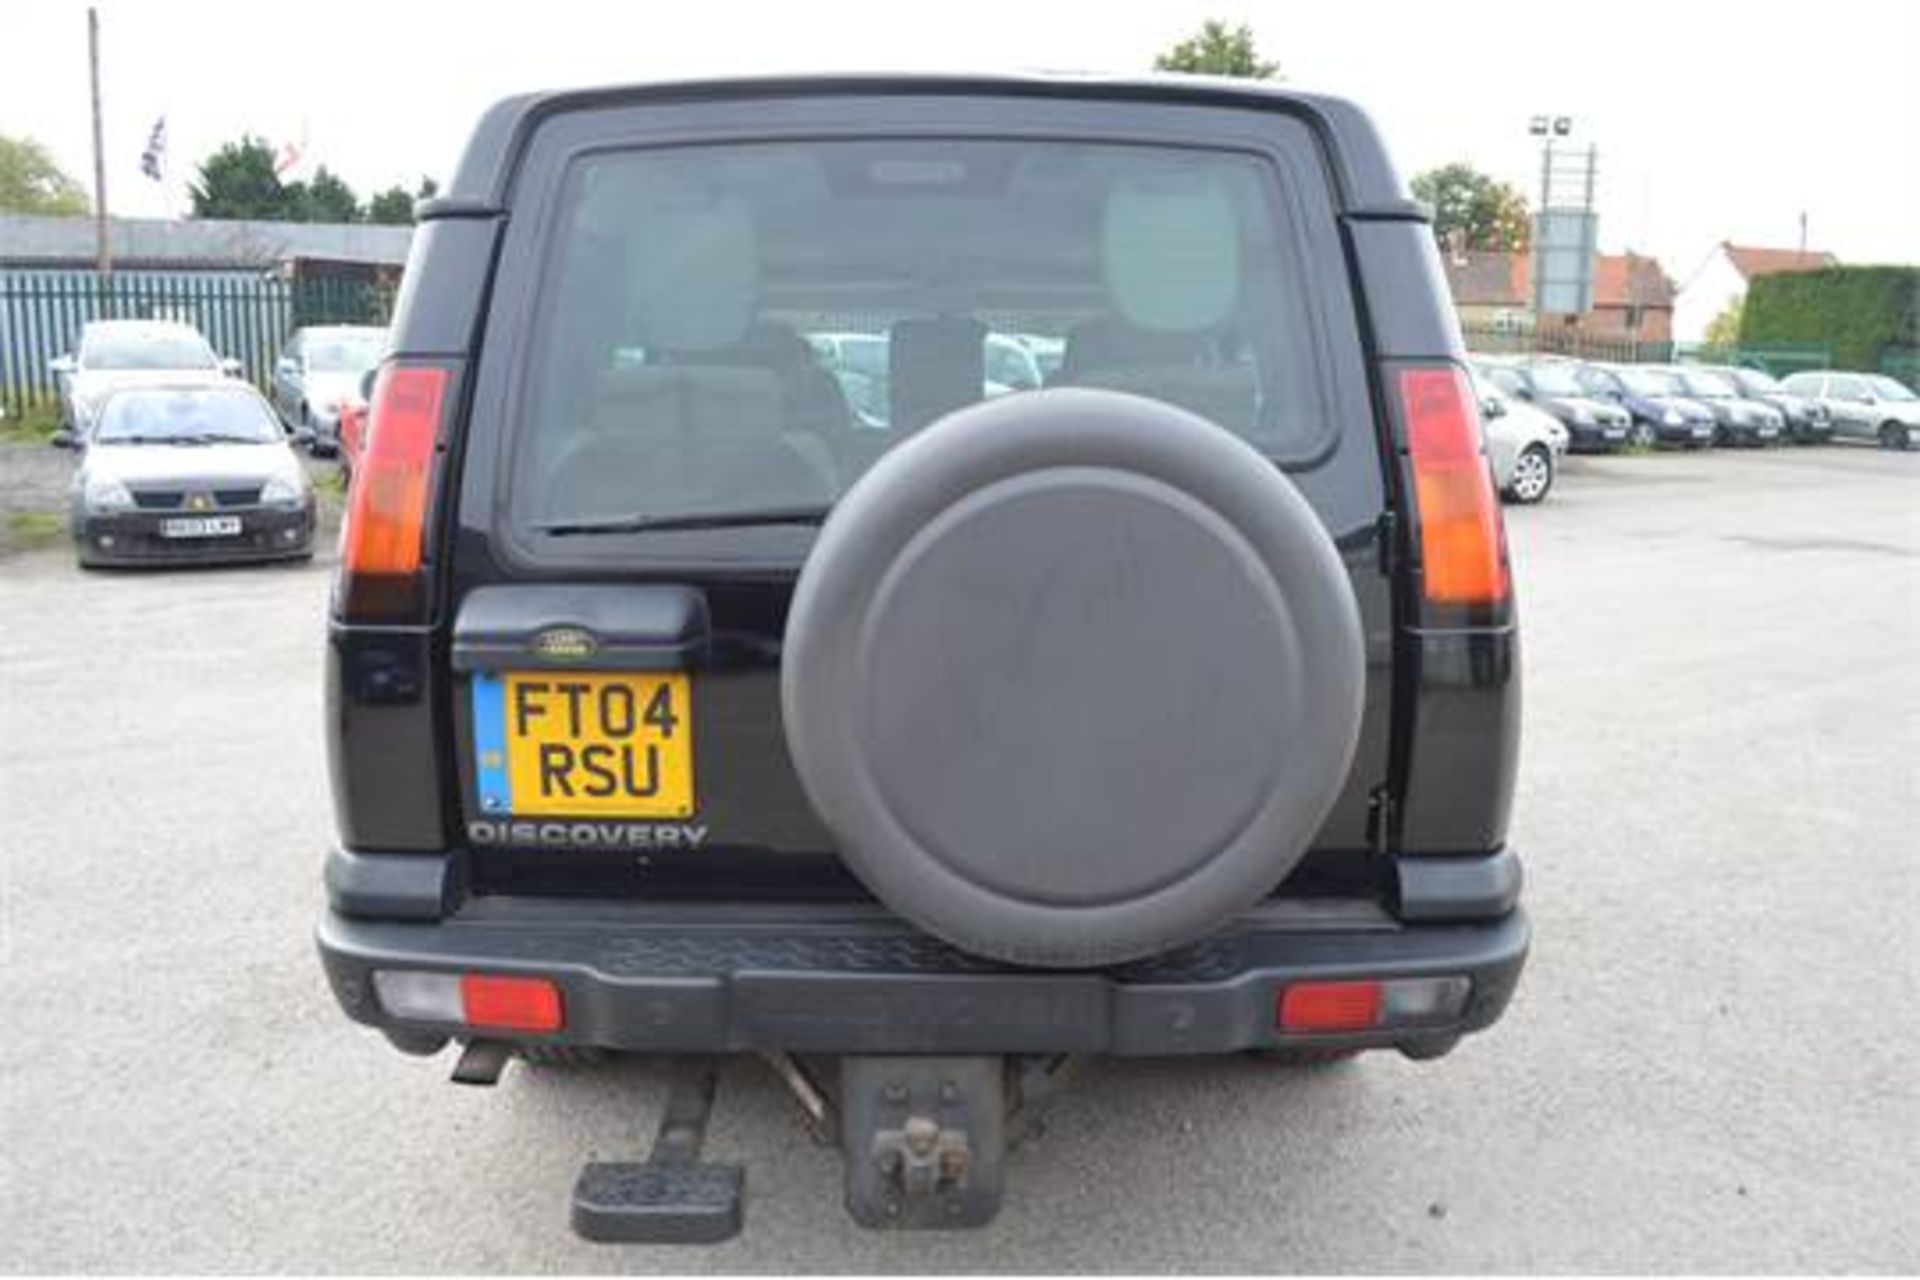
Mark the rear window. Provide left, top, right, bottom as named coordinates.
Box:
left=81, top=327, right=216, bottom=371
left=507, top=138, right=1330, bottom=534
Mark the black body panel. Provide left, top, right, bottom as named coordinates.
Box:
left=326, top=75, right=1521, bottom=932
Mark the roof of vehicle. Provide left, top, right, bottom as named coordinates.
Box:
left=81, top=318, right=206, bottom=336
left=433, top=72, right=1416, bottom=218
left=293, top=324, right=388, bottom=337
left=95, top=380, right=270, bottom=404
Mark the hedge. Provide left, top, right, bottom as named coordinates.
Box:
left=1740, top=265, right=1919, bottom=372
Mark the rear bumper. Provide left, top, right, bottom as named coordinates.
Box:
left=317, top=893, right=1529, bottom=1058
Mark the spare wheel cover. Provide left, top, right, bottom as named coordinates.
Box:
left=782, top=388, right=1365, bottom=967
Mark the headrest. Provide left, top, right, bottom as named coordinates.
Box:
left=624, top=192, right=759, bottom=353
left=890, top=317, right=986, bottom=432
left=1102, top=176, right=1240, bottom=333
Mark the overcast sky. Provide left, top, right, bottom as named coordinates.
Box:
left=6, top=0, right=1916, bottom=288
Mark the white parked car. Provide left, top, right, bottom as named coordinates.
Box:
left=1471, top=365, right=1567, bottom=504
left=49, top=319, right=242, bottom=437
left=270, top=324, right=389, bottom=455
left=1778, top=371, right=1920, bottom=450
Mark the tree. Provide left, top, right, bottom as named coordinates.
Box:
left=365, top=186, right=414, bottom=225
left=365, top=176, right=438, bottom=226
left=189, top=135, right=288, bottom=219
left=1703, top=297, right=1744, bottom=348
left=0, top=134, right=89, bottom=216
left=293, top=165, right=360, bottom=223
left=1410, top=163, right=1532, bottom=253
left=1153, top=20, right=1280, bottom=79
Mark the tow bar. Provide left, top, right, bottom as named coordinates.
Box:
left=550, top=1052, right=1011, bottom=1242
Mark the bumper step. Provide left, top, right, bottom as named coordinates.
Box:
left=571, top=1056, right=744, bottom=1245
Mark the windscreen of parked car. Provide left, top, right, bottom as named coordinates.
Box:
left=306, top=332, right=387, bottom=373
left=1617, top=367, right=1683, bottom=396
left=1524, top=364, right=1584, bottom=397
left=81, top=328, right=218, bottom=371
left=511, top=138, right=1331, bottom=534
left=1677, top=370, right=1737, bottom=399
left=93, top=387, right=284, bottom=444
left=1728, top=367, right=1784, bottom=395
left=1864, top=374, right=1918, bottom=401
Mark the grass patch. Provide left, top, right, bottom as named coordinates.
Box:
left=7, top=510, right=66, bottom=548
left=0, top=402, right=63, bottom=444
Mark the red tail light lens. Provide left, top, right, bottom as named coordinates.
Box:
left=459, top=974, right=564, bottom=1032
left=338, top=363, right=448, bottom=622
left=1399, top=366, right=1509, bottom=607
left=1278, top=980, right=1384, bottom=1032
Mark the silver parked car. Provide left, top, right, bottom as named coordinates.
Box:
left=271, top=325, right=389, bottom=455
left=59, top=382, right=316, bottom=568
left=49, top=319, right=241, bottom=436
left=1778, top=371, right=1920, bottom=450
left=1470, top=365, right=1567, bottom=504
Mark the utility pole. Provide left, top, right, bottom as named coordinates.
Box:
left=88, top=7, right=112, bottom=277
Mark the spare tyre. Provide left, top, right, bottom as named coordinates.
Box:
left=783, top=388, right=1364, bottom=967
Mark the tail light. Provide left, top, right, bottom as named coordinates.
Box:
left=372, top=969, right=565, bottom=1033
left=337, top=362, right=450, bottom=623
left=1277, top=976, right=1470, bottom=1032
left=1398, top=365, right=1510, bottom=611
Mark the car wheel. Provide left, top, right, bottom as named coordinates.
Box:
left=1628, top=421, right=1656, bottom=449
left=1506, top=443, right=1554, bottom=504
left=1880, top=422, right=1911, bottom=451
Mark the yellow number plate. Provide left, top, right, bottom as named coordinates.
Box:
left=472, top=671, right=693, bottom=818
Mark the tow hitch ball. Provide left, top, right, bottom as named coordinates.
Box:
left=561, top=1052, right=1009, bottom=1243
left=840, top=1056, right=1006, bottom=1230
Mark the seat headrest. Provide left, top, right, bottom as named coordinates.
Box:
left=624, top=192, right=759, bottom=353
left=1102, top=177, right=1240, bottom=333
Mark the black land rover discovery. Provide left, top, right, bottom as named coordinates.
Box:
left=319, top=74, right=1528, bottom=1242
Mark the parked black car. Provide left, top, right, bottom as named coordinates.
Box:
left=1706, top=365, right=1834, bottom=444
left=1572, top=362, right=1717, bottom=449
left=316, top=74, right=1528, bottom=1242
left=1477, top=358, right=1631, bottom=452
left=1658, top=366, right=1786, bottom=446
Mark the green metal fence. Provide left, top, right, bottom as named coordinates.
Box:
left=0, top=271, right=395, bottom=417
left=1670, top=341, right=1834, bottom=379
left=1878, top=346, right=1919, bottom=391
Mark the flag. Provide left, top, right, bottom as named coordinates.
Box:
left=274, top=122, right=308, bottom=178
left=139, top=116, right=166, bottom=181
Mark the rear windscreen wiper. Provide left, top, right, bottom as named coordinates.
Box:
left=534, top=504, right=833, bottom=537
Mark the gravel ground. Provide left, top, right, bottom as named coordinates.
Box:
left=2, top=444, right=1916, bottom=1272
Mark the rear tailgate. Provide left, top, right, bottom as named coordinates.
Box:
left=432, top=86, right=1395, bottom=902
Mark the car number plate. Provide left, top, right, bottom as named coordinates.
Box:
left=159, top=515, right=242, bottom=538
left=471, top=671, right=693, bottom=818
